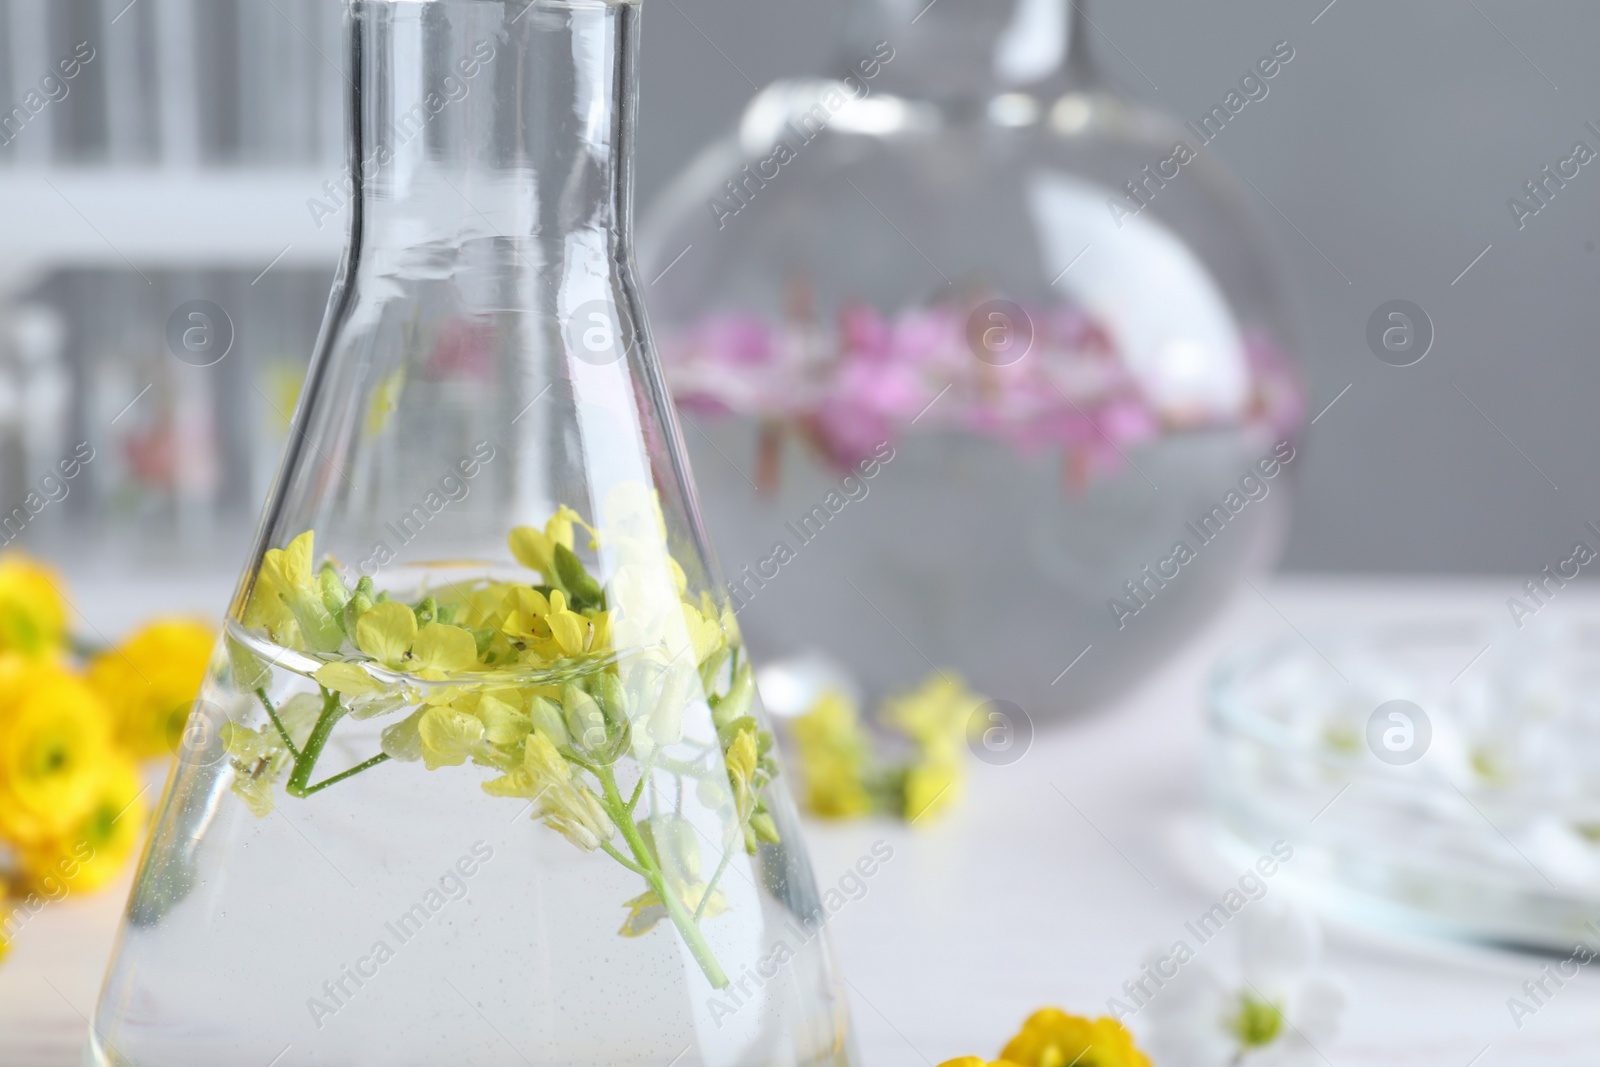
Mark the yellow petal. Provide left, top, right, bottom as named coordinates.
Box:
left=726, top=728, right=759, bottom=813
left=355, top=601, right=417, bottom=666
left=546, top=611, right=588, bottom=658
left=473, top=693, right=531, bottom=745
left=411, top=622, right=478, bottom=674
left=683, top=602, right=725, bottom=664
left=545, top=505, right=582, bottom=551
left=458, top=583, right=519, bottom=631
left=588, top=611, right=612, bottom=653
left=243, top=551, right=299, bottom=645
left=507, top=585, right=553, bottom=617
left=231, top=770, right=281, bottom=818
left=220, top=722, right=278, bottom=764
left=618, top=889, right=667, bottom=937
left=509, top=526, right=555, bottom=575
left=280, top=530, right=317, bottom=590
left=313, top=661, right=385, bottom=696
left=417, top=706, right=485, bottom=769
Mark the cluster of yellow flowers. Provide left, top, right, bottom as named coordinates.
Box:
left=941, top=1008, right=1151, bottom=1067
left=0, top=554, right=213, bottom=962
left=228, top=495, right=779, bottom=988
left=788, top=674, right=985, bottom=823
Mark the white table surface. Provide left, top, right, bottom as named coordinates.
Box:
left=5, top=575, right=1599, bottom=1066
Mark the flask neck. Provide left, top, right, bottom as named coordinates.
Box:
left=345, top=0, right=638, bottom=268
left=840, top=0, right=1093, bottom=101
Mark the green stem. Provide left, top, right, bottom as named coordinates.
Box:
left=626, top=748, right=660, bottom=814
left=694, top=843, right=737, bottom=923
left=286, top=687, right=347, bottom=798
left=298, top=752, right=392, bottom=796
left=653, top=753, right=715, bottom=778
left=259, top=684, right=392, bottom=798
left=256, top=687, right=301, bottom=758
left=596, top=762, right=728, bottom=988
left=598, top=839, right=649, bottom=877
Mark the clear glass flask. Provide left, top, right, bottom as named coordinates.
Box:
left=89, top=3, right=855, bottom=1064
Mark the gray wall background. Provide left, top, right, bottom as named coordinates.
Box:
left=634, top=0, right=1600, bottom=576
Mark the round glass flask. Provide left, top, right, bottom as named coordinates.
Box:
left=89, top=3, right=856, bottom=1065
left=640, top=0, right=1304, bottom=717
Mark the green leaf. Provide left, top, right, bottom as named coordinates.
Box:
left=553, top=543, right=604, bottom=608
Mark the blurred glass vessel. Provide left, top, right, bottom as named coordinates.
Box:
left=1211, top=620, right=1600, bottom=950
left=90, top=2, right=854, bottom=1065
left=641, top=0, right=1303, bottom=717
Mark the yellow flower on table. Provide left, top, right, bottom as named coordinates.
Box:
left=791, top=690, right=874, bottom=819
left=883, top=673, right=983, bottom=752
left=88, top=618, right=215, bottom=759
left=0, top=658, right=113, bottom=844
left=20, top=755, right=147, bottom=894
left=0, top=553, right=67, bottom=658
left=885, top=673, right=983, bottom=824
left=1000, top=1008, right=1151, bottom=1067
left=902, top=751, right=964, bottom=823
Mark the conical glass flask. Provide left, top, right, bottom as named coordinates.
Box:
left=639, top=0, right=1303, bottom=718
left=90, top=3, right=855, bottom=1064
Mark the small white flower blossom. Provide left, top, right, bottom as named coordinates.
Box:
left=1141, top=902, right=1345, bottom=1067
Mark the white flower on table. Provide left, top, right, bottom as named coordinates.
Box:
left=1141, top=903, right=1345, bottom=1067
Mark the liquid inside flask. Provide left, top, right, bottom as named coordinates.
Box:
left=90, top=2, right=855, bottom=1064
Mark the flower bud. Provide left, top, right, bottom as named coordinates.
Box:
left=591, top=672, right=629, bottom=728
left=563, top=684, right=608, bottom=753
left=413, top=596, right=438, bottom=626
left=343, top=578, right=374, bottom=636
left=648, top=662, right=697, bottom=745
left=528, top=695, right=569, bottom=748
left=749, top=810, right=779, bottom=845
left=712, top=662, right=755, bottom=729
left=319, top=564, right=350, bottom=623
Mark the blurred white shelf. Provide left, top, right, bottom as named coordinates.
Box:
left=0, top=168, right=346, bottom=274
